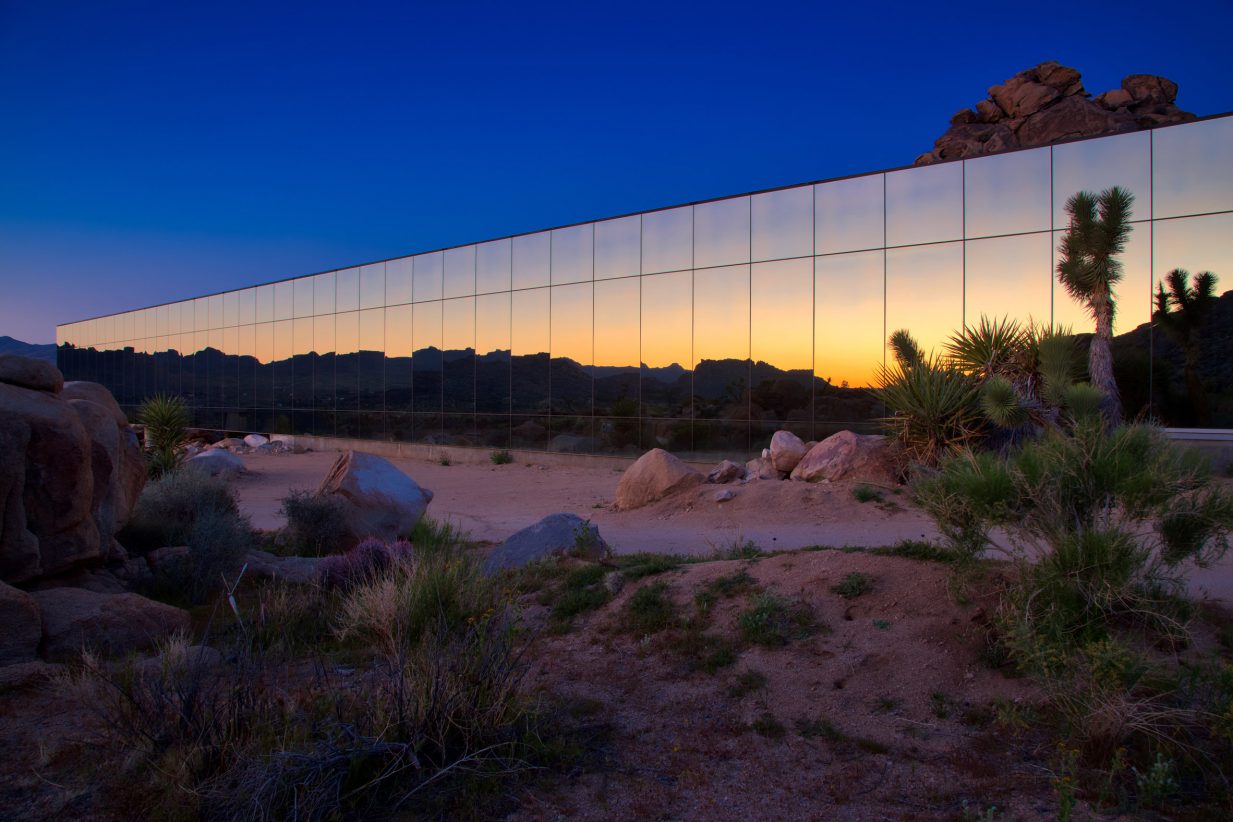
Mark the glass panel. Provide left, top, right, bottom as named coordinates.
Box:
left=313, top=314, right=335, bottom=412
left=549, top=416, right=595, bottom=453
left=476, top=239, right=512, bottom=294
left=693, top=264, right=749, bottom=420
left=444, top=246, right=475, bottom=298
left=237, top=288, right=255, bottom=326
left=593, top=277, right=640, bottom=418
left=816, top=250, right=883, bottom=391
left=886, top=162, right=963, bottom=246
left=965, top=233, right=1052, bottom=327
left=886, top=242, right=963, bottom=357
left=695, top=196, right=750, bottom=269
left=511, top=288, right=550, bottom=413
left=1053, top=130, right=1151, bottom=227
left=208, top=295, right=223, bottom=329
left=595, top=215, right=641, bottom=280
left=551, top=223, right=593, bottom=285
left=312, top=273, right=335, bottom=316
left=272, top=319, right=293, bottom=409
left=274, top=282, right=293, bottom=321
left=413, top=252, right=443, bottom=302
left=412, top=302, right=441, bottom=413
left=221, top=327, right=239, bottom=407
left=220, top=292, right=237, bottom=328
left=294, top=277, right=314, bottom=318
left=255, top=284, right=274, bottom=323
left=642, top=206, right=692, bottom=274
left=195, top=297, right=210, bottom=330
left=335, top=311, right=359, bottom=411
left=1153, top=117, right=1233, bottom=219
left=816, top=174, right=885, bottom=255
left=641, top=270, right=692, bottom=418
left=513, top=232, right=550, bottom=290
left=1053, top=222, right=1151, bottom=335
left=965, top=147, right=1051, bottom=238
left=442, top=298, right=475, bottom=412
left=385, top=304, right=413, bottom=411
left=331, top=267, right=355, bottom=313
left=752, top=186, right=813, bottom=262
left=292, top=317, right=314, bottom=409
left=751, top=258, right=813, bottom=425
left=476, top=292, right=511, bottom=414
left=512, top=415, right=548, bottom=450
left=387, top=257, right=413, bottom=305
left=550, top=282, right=592, bottom=414
left=360, top=263, right=385, bottom=309
left=358, top=307, right=384, bottom=409
left=254, top=322, right=273, bottom=409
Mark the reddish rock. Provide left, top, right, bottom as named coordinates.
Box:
left=31, top=587, right=190, bottom=661
left=61, top=381, right=128, bottom=427
left=0, top=354, right=63, bottom=394
left=69, top=398, right=145, bottom=547
left=1016, top=94, right=1137, bottom=146
left=790, top=431, right=896, bottom=484
left=615, top=448, right=703, bottom=510
left=706, top=459, right=745, bottom=484
left=1122, top=73, right=1178, bottom=105
left=769, top=430, right=809, bottom=473
left=1096, top=88, right=1133, bottom=110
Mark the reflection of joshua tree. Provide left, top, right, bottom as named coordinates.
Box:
left=1056, top=186, right=1134, bottom=423
left=1154, top=268, right=1219, bottom=426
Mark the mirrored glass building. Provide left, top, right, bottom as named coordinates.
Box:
left=57, top=114, right=1233, bottom=458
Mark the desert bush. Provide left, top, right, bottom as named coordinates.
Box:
left=737, top=592, right=819, bottom=647
left=490, top=449, right=513, bottom=465
left=409, top=516, right=469, bottom=559
left=119, top=469, right=241, bottom=554
left=831, top=572, right=873, bottom=599
left=138, top=394, right=189, bottom=478
left=279, top=489, right=350, bottom=556
left=317, top=537, right=414, bottom=591
left=621, top=581, right=677, bottom=635
left=182, top=507, right=252, bottom=605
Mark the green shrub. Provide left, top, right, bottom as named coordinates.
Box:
left=852, top=484, right=882, bottom=503
left=183, top=507, right=252, bottom=604
left=409, top=517, right=469, bottom=559
left=279, top=490, right=350, bottom=556
left=831, top=572, right=873, bottom=599
left=621, top=581, right=676, bottom=635
left=119, top=470, right=240, bottom=554
left=490, top=449, right=513, bottom=465
left=737, top=592, right=819, bottom=647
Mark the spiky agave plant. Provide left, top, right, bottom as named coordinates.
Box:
left=138, top=394, right=189, bottom=477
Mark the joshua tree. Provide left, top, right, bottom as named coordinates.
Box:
left=1154, top=268, right=1219, bottom=426
left=1056, top=186, right=1134, bottom=423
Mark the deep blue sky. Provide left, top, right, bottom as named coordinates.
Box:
left=2, top=0, right=1230, bottom=344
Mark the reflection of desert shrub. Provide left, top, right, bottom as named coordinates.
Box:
left=279, top=490, right=350, bottom=556
left=317, top=538, right=414, bottom=591
left=120, top=470, right=240, bottom=554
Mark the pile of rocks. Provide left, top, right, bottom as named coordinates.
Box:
left=614, top=429, right=898, bottom=510
left=915, top=62, right=1195, bottom=165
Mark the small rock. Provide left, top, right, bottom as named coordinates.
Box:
left=243, top=433, right=269, bottom=448
left=714, top=489, right=736, bottom=503
left=602, top=571, right=624, bottom=596
left=706, top=459, right=745, bottom=484
left=482, top=513, right=608, bottom=574
left=243, top=550, right=322, bottom=585
left=186, top=449, right=246, bottom=479
left=745, top=457, right=786, bottom=481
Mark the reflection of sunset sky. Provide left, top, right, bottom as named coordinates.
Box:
left=59, top=117, right=1233, bottom=411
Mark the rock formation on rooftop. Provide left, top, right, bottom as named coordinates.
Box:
left=915, top=62, right=1195, bottom=165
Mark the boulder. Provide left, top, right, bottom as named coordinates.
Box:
left=0, top=382, right=99, bottom=583
left=1122, top=73, right=1178, bottom=105
left=745, top=457, right=785, bottom=481
left=768, top=430, right=808, bottom=473
left=69, top=398, right=145, bottom=548
left=0, top=354, right=63, bottom=394
left=482, top=513, right=608, bottom=574
left=61, top=381, right=128, bottom=427
left=243, top=550, right=322, bottom=585
left=243, top=433, right=269, bottom=448
left=215, top=437, right=246, bottom=450
left=31, top=587, right=190, bottom=661
left=145, top=545, right=191, bottom=576
left=614, top=448, right=703, bottom=511
left=317, top=451, right=433, bottom=544
left=0, top=580, right=41, bottom=665
left=714, top=489, right=736, bottom=503
left=706, top=459, right=745, bottom=484
left=186, top=448, right=246, bottom=479
left=1096, top=88, right=1133, bottom=110
left=790, top=431, right=896, bottom=484
left=30, top=568, right=127, bottom=595
left=1016, top=94, right=1136, bottom=146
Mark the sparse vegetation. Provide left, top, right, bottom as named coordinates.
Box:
left=853, top=483, right=882, bottom=503
left=728, top=669, right=767, bottom=699
left=751, top=711, right=786, bottom=739
left=621, top=581, right=677, bottom=636
left=738, top=592, right=820, bottom=647
left=831, top=572, right=873, bottom=599
left=278, top=489, right=350, bottom=556
left=490, top=448, right=514, bottom=465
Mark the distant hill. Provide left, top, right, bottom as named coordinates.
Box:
left=0, top=336, right=56, bottom=363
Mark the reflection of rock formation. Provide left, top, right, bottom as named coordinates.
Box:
left=916, top=62, right=1195, bottom=165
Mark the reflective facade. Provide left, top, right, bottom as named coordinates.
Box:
left=57, top=115, right=1233, bottom=457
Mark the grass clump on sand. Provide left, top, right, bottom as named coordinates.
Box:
left=620, top=581, right=677, bottom=636
left=831, top=572, right=873, bottom=599
left=737, top=592, right=820, bottom=647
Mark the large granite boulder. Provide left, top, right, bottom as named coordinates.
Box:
left=31, top=587, right=190, bottom=661
left=614, top=448, right=703, bottom=511
left=790, top=431, right=896, bottom=484
left=0, top=353, right=63, bottom=394
left=0, top=580, right=41, bottom=664
left=0, top=365, right=147, bottom=585
left=768, top=430, right=809, bottom=474
left=482, top=513, right=608, bottom=574
left=317, top=451, right=433, bottom=544
left=916, top=62, right=1195, bottom=165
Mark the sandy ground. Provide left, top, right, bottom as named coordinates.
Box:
left=231, top=449, right=1233, bottom=606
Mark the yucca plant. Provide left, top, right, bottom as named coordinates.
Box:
left=138, top=394, right=189, bottom=477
